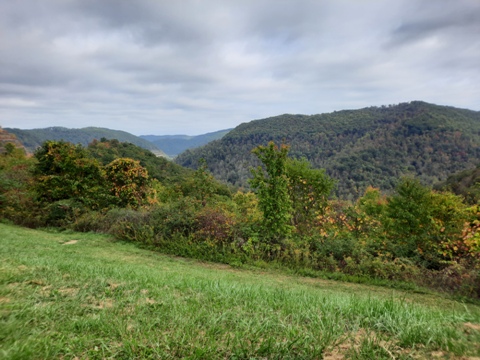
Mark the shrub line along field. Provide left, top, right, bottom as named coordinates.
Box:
left=1, top=223, right=480, bottom=359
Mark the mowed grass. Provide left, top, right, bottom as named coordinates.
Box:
left=1, top=223, right=480, bottom=359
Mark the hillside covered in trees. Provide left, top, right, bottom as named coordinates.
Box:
left=175, top=101, right=480, bottom=199
left=434, top=165, right=480, bottom=204
left=6, top=126, right=165, bottom=155
left=2, top=136, right=480, bottom=300
left=0, top=128, right=25, bottom=154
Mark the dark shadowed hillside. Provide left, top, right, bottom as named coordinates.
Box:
left=434, top=165, right=480, bottom=204
left=175, top=101, right=480, bottom=199
left=6, top=126, right=165, bottom=155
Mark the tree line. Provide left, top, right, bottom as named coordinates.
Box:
left=1, top=138, right=479, bottom=298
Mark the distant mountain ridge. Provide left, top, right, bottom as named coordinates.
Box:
left=5, top=126, right=166, bottom=156
left=140, top=129, right=232, bottom=157
left=175, top=101, right=480, bottom=199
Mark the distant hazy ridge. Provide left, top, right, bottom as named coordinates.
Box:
left=5, top=126, right=165, bottom=156
left=140, top=129, right=231, bottom=157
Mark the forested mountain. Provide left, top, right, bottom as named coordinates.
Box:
left=5, top=126, right=165, bottom=155
left=175, top=101, right=480, bottom=199
left=0, top=128, right=25, bottom=153
left=434, top=165, right=480, bottom=204
left=86, top=139, right=190, bottom=184
left=140, top=129, right=232, bottom=157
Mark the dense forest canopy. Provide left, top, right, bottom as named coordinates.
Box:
left=1, top=132, right=480, bottom=299
left=435, top=165, right=480, bottom=204
left=175, top=101, right=480, bottom=199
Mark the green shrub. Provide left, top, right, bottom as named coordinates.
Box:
left=148, top=198, right=199, bottom=239
left=104, top=158, right=151, bottom=209
left=107, top=208, right=154, bottom=244
left=43, top=199, right=87, bottom=228
left=343, top=255, right=420, bottom=282
left=33, top=140, right=108, bottom=209
left=419, top=260, right=480, bottom=298
left=193, top=206, right=236, bottom=243
left=0, top=150, right=41, bottom=227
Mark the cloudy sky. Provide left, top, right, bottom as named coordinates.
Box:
left=1, top=0, right=479, bottom=135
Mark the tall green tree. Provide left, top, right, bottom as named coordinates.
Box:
left=33, top=140, right=106, bottom=209
left=384, top=178, right=471, bottom=268
left=286, top=158, right=335, bottom=235
left=191, top=159, right=216, bottom=205
left=250, top=142, right=293, bottom=242
left=0, top=143, right=36, bottom=225
left=385, top=178, right=433, bottom=260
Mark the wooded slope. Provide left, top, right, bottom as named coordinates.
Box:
left=175, top=101, right=480, bottom=199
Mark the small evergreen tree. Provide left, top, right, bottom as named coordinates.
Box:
left=192, top=159, right=216, bottom=205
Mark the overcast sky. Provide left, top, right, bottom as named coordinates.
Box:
left=1, top=0, right=479, bottom=135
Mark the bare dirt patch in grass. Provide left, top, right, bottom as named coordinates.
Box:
left=82, top=295, right=115, bottom=310
left=324, top=329, right=397, bottom=360
left=95, top=299, right=114, bottom=309
left=464, top=322, right=480, bottom=332
left=63, top=240, right=78, bottom=245
left=28, top=279, right=46, bottom=286
left=59, top=287, right=79, bottom=296
left=107, top=282, right=123, bottom=290
left=6, top=282, right=20, bottom=289
left=323, top=330, right=368, bottom=360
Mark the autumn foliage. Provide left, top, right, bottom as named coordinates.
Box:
left=1, top=139, right=479, bottom=298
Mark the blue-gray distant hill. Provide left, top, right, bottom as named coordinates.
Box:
left=140, top=129, right=232, bottom=157
left=5, top=126, right=166, bottom=156
left=175, top=101, right=480, bottom=200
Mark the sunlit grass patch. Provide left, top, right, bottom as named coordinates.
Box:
left=1, top=223, right=480, bottom=359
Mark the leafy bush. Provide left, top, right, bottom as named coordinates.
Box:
left=194, top=206, right=236, bottom=243
left=33, top=141, right=108, bottom=209
left=107, top=208, right=154, bottom=244
left=104, top=158, right=152, bottom=209
left=0, top=148, right=41, bottom=227
left=286, top=157, right=335, bottom=235
left=148, top=198, right=199, bottom=239
left=419, top=261, right=480, bottom=298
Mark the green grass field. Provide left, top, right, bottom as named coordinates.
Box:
left=1, top=223, right=480, bottom=359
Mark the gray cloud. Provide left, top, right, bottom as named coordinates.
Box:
left=0, top=0, right=479, bottom=135
left=390, top=0, right=480, bottom=46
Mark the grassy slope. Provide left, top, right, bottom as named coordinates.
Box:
left=1, top=224, right=480, bottom=359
